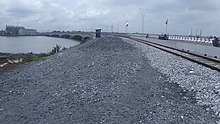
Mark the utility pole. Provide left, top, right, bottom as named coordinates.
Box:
left=139, top=8, right=149, bottom=34
left=17, top=17, right=19, bottom=27
left=165, top=19, right=168, bottom=34
left=200, top=29, right=202, bottom=37
left=125, top=20, right=128, bottom=33
left=117, top=22, right=119, bottom=33
left=195, top=28, right=198, bottom=36
left=90, top=26, right=93, bottom=32
left=139, top=8, right=144, bottom=34
left=17, top=19, right=18, bottom=27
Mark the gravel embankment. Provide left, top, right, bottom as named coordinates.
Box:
left=0, top=36, right=219, bottom=124
left=123, top=37, right=220, bottom=123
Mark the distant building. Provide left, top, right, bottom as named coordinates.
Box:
left=5, top=25, right=21, bottom=35
left=18, top=28, right=37, bottom=36
left=5, top=25, right=37, bottom=36
left=0, top=30, right=5, bottom=36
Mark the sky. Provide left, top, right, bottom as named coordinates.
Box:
left=0, top=0, right=220, bottom=36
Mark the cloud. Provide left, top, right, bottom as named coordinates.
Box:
left=7, top=8, right=37, bottom=17
left=0, top=0, right=220, bottom=35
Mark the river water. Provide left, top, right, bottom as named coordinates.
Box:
left=0, top=36, right=80, bottom=53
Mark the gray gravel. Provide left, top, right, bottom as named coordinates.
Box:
left=0, top=36, right=219, bottom=124
left=124, top=37, right=220, bottom=123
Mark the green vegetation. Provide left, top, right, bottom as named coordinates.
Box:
left=51, top=44, right=61, bottom=54
left=22, top=53, right=50, bottom=63
left=22, top=44, right=62, bottom=63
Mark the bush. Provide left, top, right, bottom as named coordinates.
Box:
left=51, top=44, right=61, bottom=54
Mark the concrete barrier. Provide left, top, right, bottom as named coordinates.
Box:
left=163, top=35, right=216, bottom=45
left=136, top=34, right=217, bottom=46
left=135, top=36, right=220, bottom=58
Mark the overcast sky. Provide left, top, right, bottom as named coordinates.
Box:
left=0, top=0, right=220, bottom=36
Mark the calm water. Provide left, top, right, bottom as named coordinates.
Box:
left=0, top=36, right=80, bottom=53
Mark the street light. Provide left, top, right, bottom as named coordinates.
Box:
left=139, top=8, right=149, bottom=34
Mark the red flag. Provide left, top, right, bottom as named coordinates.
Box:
left=125, top=21, right=128, bottom=27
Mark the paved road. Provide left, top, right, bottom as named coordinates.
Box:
left=0, top=36, right=218, bottom=123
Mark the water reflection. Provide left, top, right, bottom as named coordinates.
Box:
left=0, top=36, right=80, bottom=53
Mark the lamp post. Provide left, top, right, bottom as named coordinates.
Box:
left=139, top=8, right=149, bottom=34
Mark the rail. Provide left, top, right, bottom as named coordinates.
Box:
left=120, top=35, right=220, bottom=72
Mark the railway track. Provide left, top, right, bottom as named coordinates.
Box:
left=122, top=36, right=220, bottom=72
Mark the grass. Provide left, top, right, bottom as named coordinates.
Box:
left=20, top=44, right=62, bottom=63
left=22, top=53, right=50, bottom=63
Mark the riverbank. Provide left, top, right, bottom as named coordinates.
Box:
left=0, top=52, right=50, bottom=68
left=0, top=52, right=25, bottom=67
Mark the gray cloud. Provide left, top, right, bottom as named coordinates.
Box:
left=7, top=8, right=37, bottom=17
left=0, top=0, right=220, bottom=35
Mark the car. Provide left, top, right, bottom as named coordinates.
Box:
left=158, top=34, right=169, bottom=40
